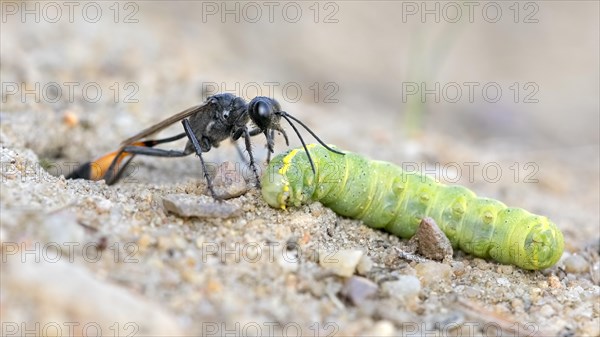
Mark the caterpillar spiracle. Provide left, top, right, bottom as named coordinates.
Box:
left=261, top=144, right=564, bottom=270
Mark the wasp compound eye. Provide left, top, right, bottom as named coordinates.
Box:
left=248, top=97, right=275, bottom=130
left=257, top=102, right=270, bottom=118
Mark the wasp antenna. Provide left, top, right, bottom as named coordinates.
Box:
left=282, top=112, right=345, bottom=155
left=280, top=114, right=317, bottom=174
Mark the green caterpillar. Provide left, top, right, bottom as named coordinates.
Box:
left=261, top=144, right=564, bottom=270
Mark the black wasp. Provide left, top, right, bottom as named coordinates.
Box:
left=67, top=93, right=343, bottom=198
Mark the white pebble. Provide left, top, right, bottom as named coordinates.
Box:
left=382, top=275, right=421, bottom=302
left=357, top=254, right=373, bottom=275
left=96, top=199, right=112, bottom=212
left=563, top=255, right=589, bottom=274
left=366, top=321, right=395, bottom=337
left=497, top=277, right=510, bottom=287
left=319, top=249, right=364, bottom=277
left=278, top=249, right=299, bottom=272
left=415, top=261, right=452, bottom=286
left=341, top=276, right=378, bottom=305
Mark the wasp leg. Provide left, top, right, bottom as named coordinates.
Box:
left=105, top=155, right=136, bottom=185
left=265, top=129, right=276, bottom=163
left=241, top=127, right=261, bottom=188
left=67, top=133, right=189, bottom=185
left=233, top=128, right=261, bottom=184
left=248, top=128, right=262, bottom=136
left=181, top=119, right=219, bottom=200
left=105, top=144, right=192, bottom=185
left=250, top=127, right=287, bottom=164
left=119, top=146, right=192, bottom=158
left=106, top=132, right=190, bottom=184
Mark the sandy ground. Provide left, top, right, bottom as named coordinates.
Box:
left=1, top=2, right=599, bottom=336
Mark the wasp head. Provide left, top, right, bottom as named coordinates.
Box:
left=248, top=96, right=282, bottom=130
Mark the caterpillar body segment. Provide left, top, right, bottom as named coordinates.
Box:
left=261, top=144, right=564, bottom=270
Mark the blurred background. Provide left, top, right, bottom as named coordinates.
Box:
left=2, top=1, right=598, bottom=247
left=1, top=2, right=599, bottom=335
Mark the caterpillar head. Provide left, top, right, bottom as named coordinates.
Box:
left=261, top=166, right=289, bottom=209
left=262, top=149, right=312, bottom=209
left=491, top=209, right=564, bottom=270
left=518, top=217, right=564, bottom=269
left=261, top=146, right=318, bottom=209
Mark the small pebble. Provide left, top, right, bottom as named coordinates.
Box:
left=309, top=202, right=325, bottom=217
left=211, top=161, right=248, bottom=199
left=463, top=286, right=482, bottom=298
left=497, top=265, right=514, bottom=275
left=511, top=298, right=524, bottom=311
left=409, top=217, right=453, bottom=261
left=340, top=276, right=378, bottom=305
left=180, top=269, right=201, bottom=284
left=96, top=199, right=112, bottom=212
left=366, top=321, right=395, bottom=337
left=452, top=261, right=466, bottom=276
left=157, top=236, right=175, bottom=251
left=357, top=254, right=373, bottom=275
left=591, top=261, right=600, bottom=284
left=537, top=304, right=555, bottom=317
left=472, top=258, right=489, bottom=269
left=278, top=248, right=299, bottom=272
left=62, top=111, right=79, bottom=127
left=415, top=261, right=452, bottom=286
left=319, top=249, right=364, bottom=277
left=162, top=194, right=241, bottom=218
left=137, top=233, right=155, bottom=251
left=530, top=287, right=543, bottom=302
left=381, top=276, right=421, bottom=302
left=496, top=277, right=510, bottom=287
left=563, top=254, right=588, bottom=274
left=548, top=275, right=562, bottom=289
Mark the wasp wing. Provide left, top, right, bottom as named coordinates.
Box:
left=120, top=102, right=211, bottom=145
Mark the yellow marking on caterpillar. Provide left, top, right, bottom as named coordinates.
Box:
left=279, top=149, right=301, bottom=176
left=278, top=144, right=318, bottom=176
left=276, top=148, right=300, bottom=210
left=279, top=183, right=288, bottom=210
left=277, top=144, right=318, bottom=210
